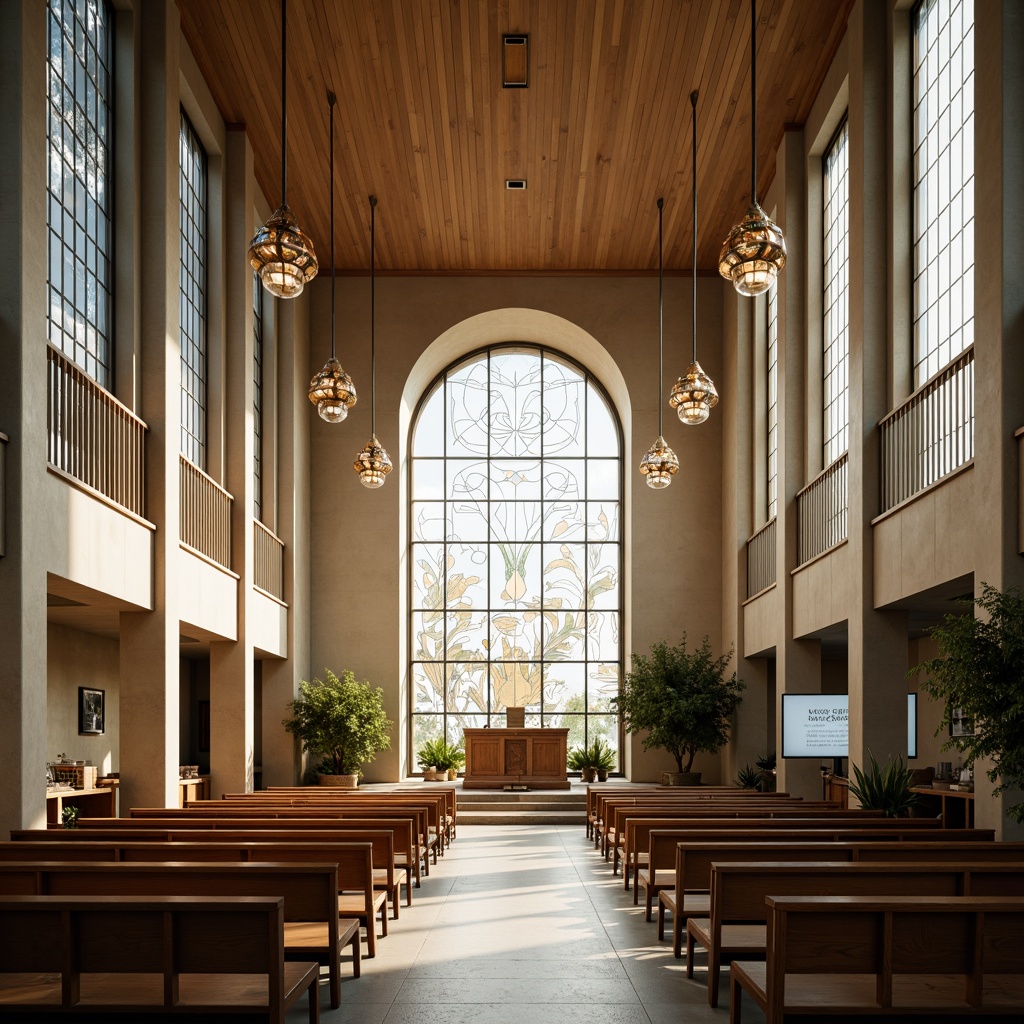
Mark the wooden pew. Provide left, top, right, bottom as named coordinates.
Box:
left=258, top=786, right=459, bottom=845
left=170, top=794, right=451, bottom=859
left=586, top=786, right=789, bottom=839
left=602, top=800, right=868, bottom=862
left=12, top=820, right=411, bottom=910
left=0, top=894, right=319, bottom=1022
left=688, top=860, right=1024, bottom=1007
left=617, top=807, right=902, bottom=882
left=654, top=832, right=1001, bottom=957
left=66, top=812, right=434, bottom=885
left=0, top=860, right=358, bottom=1010
left=597, top=797, right=817, bottom=857
left=730, top=895, right=1024, bottom=1023
left=6, top=835, right=387, bottom=959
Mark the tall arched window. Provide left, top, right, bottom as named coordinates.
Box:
left=410, top=345, right=623, bottom=770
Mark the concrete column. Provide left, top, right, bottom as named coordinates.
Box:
left=209, top=127, right=256, bottom=795
left=771, top=129, right=823, bottom=799
left=0, top=0, right=49, bottom=834
left=261, top=292, right=311, bottom=786
left=721, top=288, right=769, bottom=783
left=972, top=0, right=1024, bottom=837
left=847, top=0, right=910, bottom=773
left=118, top=0, right=181, bottom=810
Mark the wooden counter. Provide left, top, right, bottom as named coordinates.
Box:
left=463, top=728, right=570, bottom=790
left=910, top=785, right=975, bottom=828
left=179, top=775, right=211, bottom=806
left=46, top=784, right=117, bottom=825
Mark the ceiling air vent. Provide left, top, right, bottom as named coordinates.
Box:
left=502, top=35, right=528, bottom=88
left=505, top=179, right=527, bottom=190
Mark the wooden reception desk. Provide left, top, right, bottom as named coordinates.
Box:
left=463, top=727, right=570, bottom=790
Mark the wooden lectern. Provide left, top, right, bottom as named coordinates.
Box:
left=462, top=727, right=570, bottom=789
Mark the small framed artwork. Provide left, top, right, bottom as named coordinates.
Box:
left=950, top=707, right=975, bottom=738
left=78, top=687, right=105, bottom=735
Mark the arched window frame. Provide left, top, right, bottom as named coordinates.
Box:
left=408, top=343, right=625, bottom=771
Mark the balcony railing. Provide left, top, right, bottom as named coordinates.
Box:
left=746, top=517, right=776, bottom=599
left=254, top=519, right=285, bottom=600
left=880, top=347, right=974, bottom=513
left=797, top=452, right=848, bottom=565
left=179, top=455, right=232, bottom=569
left=47, top=344, right=147, bottom=517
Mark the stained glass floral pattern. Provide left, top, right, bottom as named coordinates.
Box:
left=411, top=347, right=622, bottom=764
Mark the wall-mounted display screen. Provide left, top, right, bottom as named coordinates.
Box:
left=781, top=693, right=917, bottom=759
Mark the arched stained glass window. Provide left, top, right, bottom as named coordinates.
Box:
left=410, top=345, right=623, bottom=770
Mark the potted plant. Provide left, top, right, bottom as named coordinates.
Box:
left=755, top=751, right=777, bottom=792
left=283, top=668, right=393, bottom=787
left=911, top=584, right=1024, bottom=822
left=848, top=751, right=921, bottom=817
left=417, top=738, right=465, bottom=780
left=567, top=738, right=616, bottom=782
left=735, top=763, right=760, bottom=789
left=613, top=634, right=744, bottom=785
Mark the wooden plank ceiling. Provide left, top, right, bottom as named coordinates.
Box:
left=178, top=0, right=854, bottom=273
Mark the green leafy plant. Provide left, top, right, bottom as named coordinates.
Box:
left=567, top=737, right=616, bottom=773
left=735, top=763, right=760, bottom=789
left=283, top=668, right=393, bottom=777
left=60, top=805, right=79, bottom=829
left=416, top=737, right=465, bottom=773
left=910, top=584, right=1024, bottom=822
left=848, top=751, right=920, bottom=818
left=612, top=634, right=744, bottom=773
left=755, top=751, right=777, bottom=792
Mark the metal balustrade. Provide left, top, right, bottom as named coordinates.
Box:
left=47, top=344, right=147, bottom=517
left=746, top=517, right=776, bottom=599
left=179, top=455, right=232, bottom=569
left=797, top=452, right=848, bottom=565
left=254, top=519, right=284, bottom=600
left=880, top=348, right=974, bottom=513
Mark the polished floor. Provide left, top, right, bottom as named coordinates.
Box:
left=307, top=823, right=760, bottom=1024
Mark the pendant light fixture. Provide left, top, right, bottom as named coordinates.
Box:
left=638, top=197, right=679, bottom=490
left=353, top=196, right=392, bottom=489
left=671, top=91, right=719, bottom=426
left=308, top=91, right=356, bottom=423
left=248, top=0, right=318, bottom=299
left=718, top=0, right=786, bottom=297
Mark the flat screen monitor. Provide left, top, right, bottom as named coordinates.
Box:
left=781, top=693, right=918, bottom=759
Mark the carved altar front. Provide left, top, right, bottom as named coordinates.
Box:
left=462, top=728, right=570, bottom=790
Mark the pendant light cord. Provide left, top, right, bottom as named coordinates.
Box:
left=328, top=92, right=336, bottom=359
left=657, top=196, right=664, bottom=438
left=280, top=0, right=288, bottom=206
left=750, top=0, right=757, bottom=205
left=369, top=195, right=378, bottom=437
left=691, top=90, right=698, bottom=365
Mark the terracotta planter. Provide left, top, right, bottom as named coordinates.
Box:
left=581, top=767, right=597, bottom=783
left=318, top=773, right=359, bottom=788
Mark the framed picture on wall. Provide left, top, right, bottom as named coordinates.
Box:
left=950, top=707, right=975, bottom=738
left=79, top=687, right=105, bottom=735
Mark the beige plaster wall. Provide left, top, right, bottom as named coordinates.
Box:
left=47, top=623, right=120, bottom=777
left=872, top=467, right=978, bottom=608
left=305, top=273, right=727, bottom=781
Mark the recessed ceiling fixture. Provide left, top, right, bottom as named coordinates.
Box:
left=248, top=0, right=318, bottom=298
left=638, top=197, right=679, bottom=490
left=502, top=35, right=529, bottom=87
left=353, top=196, right=393, bottom=489
left=671, top=90, right=719, bottom=426
left=308, top=91, right=357, bottom=423
left=718, top=0, right=787, bottom=297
